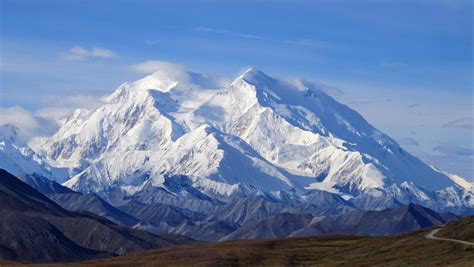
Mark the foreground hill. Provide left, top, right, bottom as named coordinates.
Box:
left=0, top=169, right=190, bottom=263
left=28, top=216, right=474, bottom=266
left=437, top=215, right=474, bottom=243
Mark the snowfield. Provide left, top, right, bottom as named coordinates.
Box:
left=2, top=67, right=473, bottom=214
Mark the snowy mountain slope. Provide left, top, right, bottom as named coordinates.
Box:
left=28, top=68, right=473, bottom=212
left=223, top=70, right=458, bottom=193
left=0, top=124, right=68, bottom=182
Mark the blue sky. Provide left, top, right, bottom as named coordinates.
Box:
left=0, top=0, right=473, bottom=180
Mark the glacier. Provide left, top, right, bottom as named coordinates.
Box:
left=2, top=67, right=472, bottom=214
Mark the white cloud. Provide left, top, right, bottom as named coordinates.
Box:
left=0, top=93, right=106, bottom=141
left=129, top=60, right=192, bottom=83
left=0, top=106, right=39, bottom=131
left=91, top=47, right=117, bottom=58
left=35, top=107, right=75, bottom=121
left=130, top=60, right=185, bottom=74
left=130, top=59, right=230, bottom=88
left=0, top=106, right=58, bottom=141
left=64, top=46, right=90, bottom=60
left=63, top=45, right=118, bottom=60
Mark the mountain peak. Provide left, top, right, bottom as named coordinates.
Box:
left=27, top=66, right=473, bottom=214
left=233, top=67, right=271, bottom=85
left=241, top=67, right=262, bottom=76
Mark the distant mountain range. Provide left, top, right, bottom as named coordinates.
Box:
left=0, top=169, right=461, bottom=263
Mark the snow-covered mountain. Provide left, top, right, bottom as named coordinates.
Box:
left=26, top=68, right=472, bottom=213
left=0, top=124, right=70, bottom=191
left=0, top=124, right=54, bottom=180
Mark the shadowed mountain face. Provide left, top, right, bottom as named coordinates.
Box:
left=3, top=166, right=457, bottom=246
left=0, top=169, right=104, bottom=262
left=0, top=210, right=108, bottom=262
left=292, top=204, right=458, bottom=237
left=0, top=169, right=191, bottom=263
left=50, top=193, right=140, bottom=227
left=220, top=212, right=314, bottom=241
left=214, top=204, right=457, bottom=241
left=0, top=170, right=68, bottom=216
left=21, top=173, right=75, bottom=196
left=14, top=172, right=141, bottom=227
left=118, top=200, right=206, bottom=227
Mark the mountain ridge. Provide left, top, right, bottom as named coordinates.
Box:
left=2, top=68, right=473, bottom=216
left=0, top=169, right=191, bottom=263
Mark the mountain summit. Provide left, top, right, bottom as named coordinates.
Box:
left=20, top=68, right=473, bottom=213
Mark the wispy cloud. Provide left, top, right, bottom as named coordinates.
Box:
left=194, top=26, right=325, bottom=48
left=433, top=144, right=474, bottom=157
left=62, top=45, right=118, bottom=60
left=194, top=26, right=265, bottom=40
left=407, top=103, right=421, bottom=109
left=301, top=80, right=344, bottom=96
left=398, top=136, right=420, bottom=147
left=90, top=47, right=117, bottom=58
left=442, top=117, right=474, bottom=130
left=130, top=60, right=186, bottom=75
left=348, top=101, right=374, bottom=105
left=130, top=59, right=229, bottom=88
